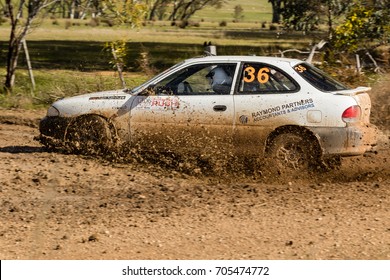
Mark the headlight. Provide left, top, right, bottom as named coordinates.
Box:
left=47, top=106, right=60, bottom=117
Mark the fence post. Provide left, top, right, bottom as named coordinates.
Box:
left=22, top=39, right=36, bottom=90
left=356, top=54, right=361, bottom=75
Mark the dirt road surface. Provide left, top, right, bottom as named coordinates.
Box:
left=1, top=75, right=389, bottom=260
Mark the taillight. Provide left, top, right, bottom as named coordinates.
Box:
left=342, top=105, right=361, bottom=123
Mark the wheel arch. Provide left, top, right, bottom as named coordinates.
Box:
left=264, top=125, right=323, bottom=158
left=65, top=113, right=117, bottom=137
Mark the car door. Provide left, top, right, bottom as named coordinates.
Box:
left=233, top=61, right=301, bottom=156
left=128, top=62, right=238, bottom=156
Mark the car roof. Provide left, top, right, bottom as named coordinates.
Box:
left=183, top=55, right=304, bottom=65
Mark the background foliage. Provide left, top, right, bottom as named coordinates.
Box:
left=0, top=0, right=389, bottom=107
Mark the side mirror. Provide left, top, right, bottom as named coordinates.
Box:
left=139, top=85, right=156, bottom=96
left=139, top=85, right=174, bottom=96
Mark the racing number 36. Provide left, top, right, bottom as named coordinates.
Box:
left=244, top=66, right=270, bottom=84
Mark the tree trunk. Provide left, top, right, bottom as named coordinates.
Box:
left=148, top=0, right=161, bottom=20
left=4, top=0, right=55, bottom=91
left=169, top=0, right=184, bottom=21
left=111, top=46, right=126, bottom=89
left=5, top=37, right=25, bottom=90
left=269, top=0, right=282, bottom=23
left=180, top=1, right=193, bottom=20
left=326, top=0, right=333, bottom=40
left=4, top=1, right=24, bottom=90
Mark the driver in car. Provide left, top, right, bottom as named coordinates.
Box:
left=206, top=66, right=233, bottom=94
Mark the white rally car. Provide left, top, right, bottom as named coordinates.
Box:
left=38, top=55, right=378, bottom=173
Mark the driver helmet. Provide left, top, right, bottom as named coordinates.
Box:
left=206, top=67, right=232, bottom=87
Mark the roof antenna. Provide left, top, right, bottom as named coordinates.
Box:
left=204, top=41, right=217, bottom=56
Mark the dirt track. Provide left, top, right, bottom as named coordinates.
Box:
left=0, top=75, right=389, bottom=260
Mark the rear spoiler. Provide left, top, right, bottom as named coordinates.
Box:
left=334, top=86, right=371, bottom=96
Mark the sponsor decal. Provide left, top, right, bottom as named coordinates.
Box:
left=239, top=115, right=249, bottom=124
left=138, top=97, right=180, bottom=110
left=89, top=96, right=126, bottom=100
left=252, top=98, right=315, bottom=122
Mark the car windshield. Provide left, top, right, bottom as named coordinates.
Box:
left=294, top=63, right=350, bottom=92
left=129, top=61, right=186, bottom=94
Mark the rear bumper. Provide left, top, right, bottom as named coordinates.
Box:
left=309, top=124, right=379, bottom=156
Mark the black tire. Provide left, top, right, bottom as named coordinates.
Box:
left=266, top=132, right=318, bottom=175
left=65, top=115, right=113, bottom=155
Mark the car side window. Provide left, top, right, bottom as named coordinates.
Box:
left=153, top=63, right=236, bottom=95
left=238, top=63, right=297, bottom=94
left=294, top=63, right=349, bottom=91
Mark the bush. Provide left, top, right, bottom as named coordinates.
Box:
left=178, top=20, right=189, bottom=29
left=219, top=21, right=227, bottom=27
left=190, top=21, right=200, bottom=28
left=65, top=21, right=71, bottom=29
left=101, top=19, right=114, bottom=27
left=89, top=18, right=100, bottom=27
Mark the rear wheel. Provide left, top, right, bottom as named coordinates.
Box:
left=65, top=115, right=114, bottom=155
left=266, top=132, right=319, bottom=175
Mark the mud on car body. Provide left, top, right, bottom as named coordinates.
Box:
left=38, top=55, right=379, bottom=174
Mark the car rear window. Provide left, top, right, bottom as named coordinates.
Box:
left=294, top=63, right=350, bottom=91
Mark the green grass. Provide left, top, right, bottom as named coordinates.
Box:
left=0, top=69, right=149, bottom=109
left=192, top=0, right=272, bottom=23
left=0, top=34, right=314, bottom=72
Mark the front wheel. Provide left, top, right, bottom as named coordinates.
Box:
left=65, top=115, right=114, bottom=156
left=265, top=132, right=319, bottom=175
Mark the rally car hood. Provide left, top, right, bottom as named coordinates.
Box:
left=51, top=89, right=133, bottom=117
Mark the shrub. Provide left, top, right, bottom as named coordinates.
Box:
left=89, top=18, right=100, bottom=27
left=219, top=21, right=227, bottom=27
left=178, top=20, right=189, bottom=29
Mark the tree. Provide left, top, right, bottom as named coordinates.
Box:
left=279, top=0, right=350, bottom=39
left=169, top=0, right=224, bottom=21
left=104, top=40, right=127, bottom=88
left=4, top=0, right=60, bottom=91
left=148, top=0, right=168, bottom=20
left=268, top=0, right=282, bottom=23
left=233, top=5, right=244, bottom=22
left=100, top=0, right=147, bottom=26
left=146, top=0, right=224, bottom=22
left=333, top=0, right=390, bottom=52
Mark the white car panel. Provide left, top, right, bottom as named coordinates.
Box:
left=129, top=95, right=234, bottom=152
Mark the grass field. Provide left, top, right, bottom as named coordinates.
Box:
left=192, top=0, right=272, bottom=22
left=0, top=0, right=324, bottom=108
left=0, top=0, right=310, bottom=70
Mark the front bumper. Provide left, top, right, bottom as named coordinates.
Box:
left=310, top=123, right=379, bottom=156
left=37, top=116, right=71, bottom=147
